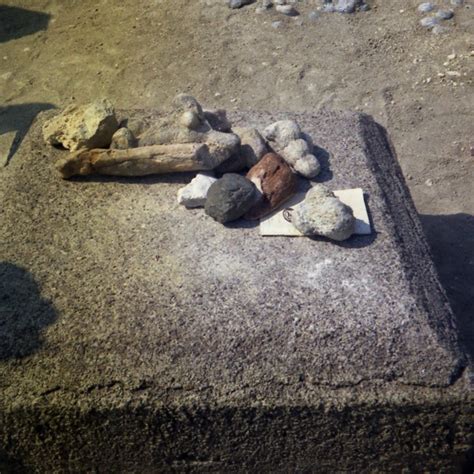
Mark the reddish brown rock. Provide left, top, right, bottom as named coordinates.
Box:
left=245, top=152, right=298, bottom=220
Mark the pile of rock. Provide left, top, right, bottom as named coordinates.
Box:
left=229, top=0, right=370, bottom=15
left=42, top=94, right=356, bottom=242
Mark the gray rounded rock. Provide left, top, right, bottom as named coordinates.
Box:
left=436, top=9, right=454, bottom=19
left=292, top=184, right=355, bottom=241
left=110, top=127, right=136, bottom=149
left=205, top=174, right=257, bottom=223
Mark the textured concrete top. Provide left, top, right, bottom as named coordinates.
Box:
left=0, top=109, right=468, bottom=411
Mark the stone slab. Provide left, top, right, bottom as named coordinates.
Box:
left=0, top=109, right=472, bottom=472
left=259, top=187, right=372, bottom=236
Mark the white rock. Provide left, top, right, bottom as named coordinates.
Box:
left=280, top=139, right=320, bottom=178
left=42, top=99, right=119, bottom=151
left=280, top=138, right=309, bottom=165
left=293, top=154, right=321, bottom=178
left=292, top=185, right=355, bottom=241
left=263, top=120, right=301, bottom=149
left=177, top=173, right=217, bottom=208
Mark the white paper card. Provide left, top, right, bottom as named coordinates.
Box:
left=259, top=188, right=371, bottom=237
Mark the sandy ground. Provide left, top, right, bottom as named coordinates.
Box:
left=0, top=0, right=473, bottom=357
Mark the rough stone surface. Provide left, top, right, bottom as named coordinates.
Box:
left=0, top=109, right=472, bottom=472
left=280, top=138, right=321, bottom=178
left=234, top=126, right=268, bottom=168
left=110, top=127, right=136, bottom=149
left=263, top=119, right=301, bottom=149
left=245, top=152, right=298, bottom=219
left=292, top=184, right=356, bottom=240
left=205, top=173, right=257, bottom=223
left=42, top=99, right=119, bottom=151
left=138, top=94, right=240, bottom=169
left=177, top=172, right=217, bottom=208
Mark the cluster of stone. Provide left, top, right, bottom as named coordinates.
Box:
left=417, top=1, right=460, bottom=34
left=42, top=94, right=355, bottom=241
left=229, top=0, right=370, bottom=15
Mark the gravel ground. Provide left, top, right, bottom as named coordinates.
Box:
left=0, top=0, right=473, bottom=357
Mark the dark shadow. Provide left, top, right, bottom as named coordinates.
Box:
left=225, top=219, right=259, bottom=230
left=311, top=144, right=333, bottom=183
left=0, top=447, right=25, bottom=473
left=0, top=262, right=57, bottom=360
left=308, top=231, right=377, bottom=248
left=0, top=103, right=56, bottom=166
left=419, top=214, right=474, bottom=361
left=69, top=170, right=196, bottom=185
left=0, top=5, right=50, bottom=43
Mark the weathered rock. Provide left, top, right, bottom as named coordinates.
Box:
left=292, top=184, right=355, bottom=241
left=280, top=139, right=320, bottom=178
left=125, top=117, right=146, bottom=138
left=205, top=174, right=257, bottom=223
left=57, top=143, right=214, bottom=179
left=42, top=99, right=119, bottom=151
left=263, top=120, right=321, bottom=179
left=234, top=127, right=268, bottom=168
left=204, top=109, right=232, bottom=132
left=110, top=127, right=136, bottom=149
left=138, top=94, right=240, bottom=169
left=263, top=120, right=301, bottom=149
left=177, top=172, right=217, bottom=208
left=245, top=152, right=297, bottom=220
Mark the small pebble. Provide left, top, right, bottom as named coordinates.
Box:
left=276, top=4, right=298, bottom=15
left=436, top=9, right=454, bottom=19
left=308, top=11, right=319, bottom=20
left=418, top=2, right=435, bottom=13
left=272, top=20, right=282, bottom=28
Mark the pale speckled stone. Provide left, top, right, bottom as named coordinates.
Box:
left=177, top=172, right=217, bottom=208
left=42, top=99, right=119, bottom=151
left=292, top=184, right=355, bottom=240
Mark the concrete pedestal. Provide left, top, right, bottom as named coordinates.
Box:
left=0, top=109, right=472, bottom=472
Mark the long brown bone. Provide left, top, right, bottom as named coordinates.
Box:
left=57, top=143, right=214, bottom=179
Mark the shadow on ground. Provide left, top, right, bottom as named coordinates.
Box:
left=420, top=213, right=474, bottom=362
left=0, top=5, right=50, bottom=43
left=0, top=103, right=55, bottom=166
left=0, top=262, right=57, bottom=360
